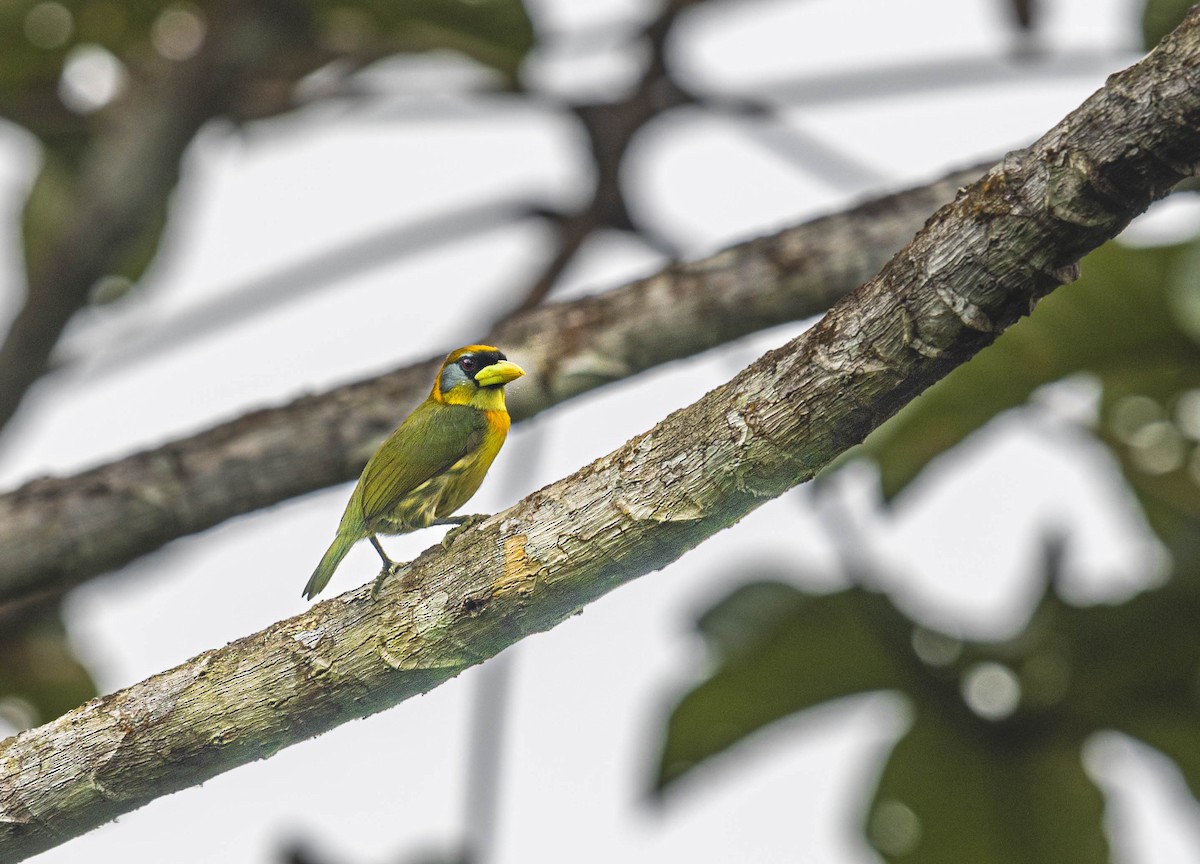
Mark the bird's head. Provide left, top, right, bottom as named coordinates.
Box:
left=432, top=345, right=525, bottom=408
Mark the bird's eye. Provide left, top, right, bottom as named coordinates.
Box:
left=459, top=356, right=478, bottom=373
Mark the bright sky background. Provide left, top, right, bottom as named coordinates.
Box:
left=4, top=0, right=1199, bottom=862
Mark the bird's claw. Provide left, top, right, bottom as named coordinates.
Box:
left=368, top=514, right=488, bottom=598
left=441, top=513, right=489, bottom=549
left=371, top=561, right=410, bottom=600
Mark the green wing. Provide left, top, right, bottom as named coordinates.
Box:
left=356, top=401, right=486, bottom=523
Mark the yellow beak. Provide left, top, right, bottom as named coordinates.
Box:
left=474, top=359, right=525, bottom=387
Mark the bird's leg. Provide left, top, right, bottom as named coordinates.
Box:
left=435, top=513, right=490, bottom=549
left=369, top=534, right=399, bottom=569
left=369, top=535, right=410, bottom=600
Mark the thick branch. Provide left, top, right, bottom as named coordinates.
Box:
left=0, top=165, right=984, bottom=603
left=3, top=10, right=1200, bottom=858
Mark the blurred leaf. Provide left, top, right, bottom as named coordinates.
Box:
left=1086, top=239, right=1200, bottom=572
left=20, top=149, right=76, bottom=285
left=7, top=0, right=535, bottom=346
left=1054, top=585, right=1200, bottom=802
left=656, top=584, right=912, bottom=788
left=1142, top=0, right=1195, bottom=49
left=0, top=596, right=97, bottom=727
left=693, top=579, right=808, bottom=663
left=844, top=231, right=1200, bottom=579
left=0, top=0, right=534, bottom=144
left=347, top=0, right=534, bottom=84
left=21, top=147, right=169, bottom=289
left=656, top=556, right=1200, bottom=860
left=1094, top=380, right=1200, bottom=571
left=868, top=708, right=1106, bottom=863
left=847, top=240, right=1200, bottom=501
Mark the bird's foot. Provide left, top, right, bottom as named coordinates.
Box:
left=371, top=560, right=411, bottom=600
left=440, top=513, right=490, bottom=549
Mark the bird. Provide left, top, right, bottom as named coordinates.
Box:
left=303, top=345, right=525, bottom=600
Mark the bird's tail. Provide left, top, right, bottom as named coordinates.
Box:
left=303, top=532, right=357, bottom=600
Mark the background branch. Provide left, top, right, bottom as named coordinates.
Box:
left=3, top=7, right=1199, bottom=857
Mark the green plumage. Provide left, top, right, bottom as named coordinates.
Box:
left=303, top=382, right=511, bottom=600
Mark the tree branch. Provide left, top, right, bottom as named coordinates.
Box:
left=0, top=165, right=985, bottom=604
left=4, top=8, right=1200, bottom=858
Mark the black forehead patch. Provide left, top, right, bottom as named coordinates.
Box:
left=461, top=350, right=504, bottom=367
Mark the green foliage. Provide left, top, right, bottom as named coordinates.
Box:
left=0, top=599, right=97, bottom=729
left=658, top=585, right=906, bottom=787
left=343, top=0, right=534, bottom=83
left=0, top=0, right=534, bottom=142
left=855, top=234, right=1200, bottom=572
left=868, top=697, right=1106, bottom=863
left=852, top=239, right=1200, bottom=501
left=1142, top=0, right=1196, bottom=49
left=656, top=234, right=1200, bottom=861
left=9, top=0, right=534, bottom=273
left=657, top=570, right=1200, bottom=862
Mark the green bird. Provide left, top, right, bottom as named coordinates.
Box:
left=303, top=345, right=525, bottom=600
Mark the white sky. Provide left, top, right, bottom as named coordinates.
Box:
left=4, top=0, right=1199, bottom=862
